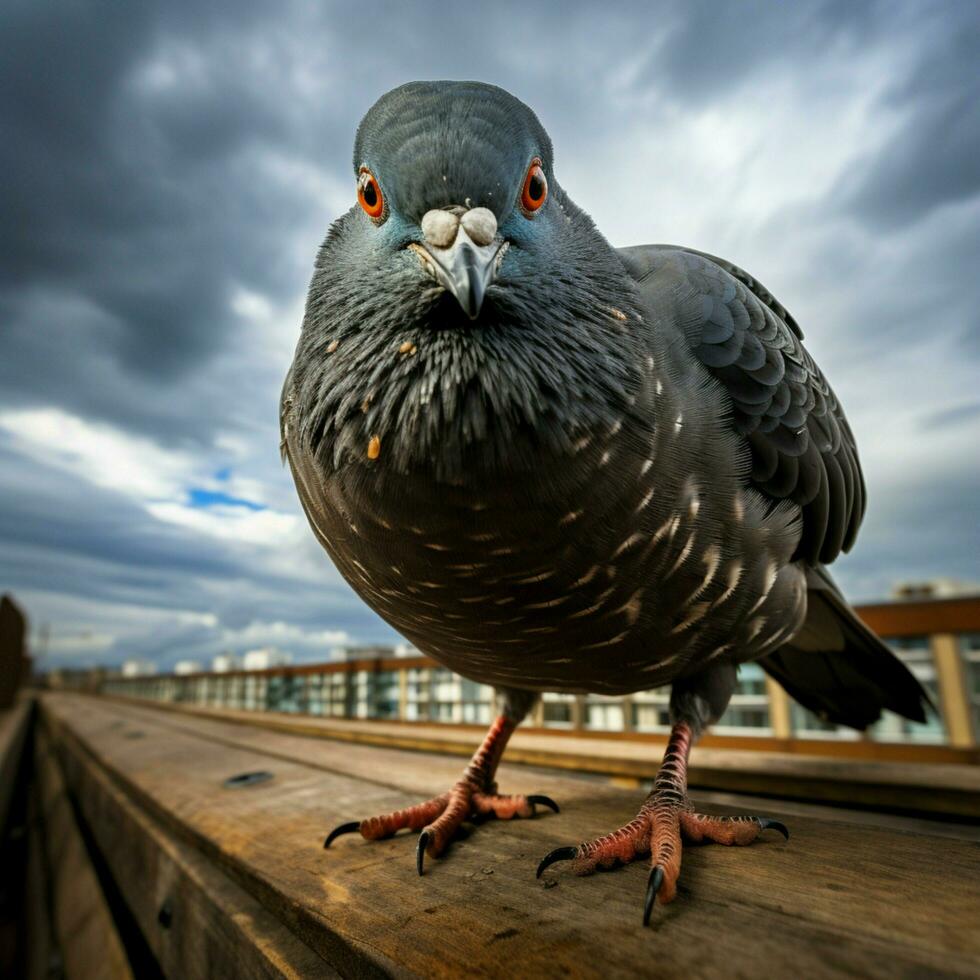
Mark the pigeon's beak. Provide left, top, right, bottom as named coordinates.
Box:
left=409, top=209, right=507, bottom=320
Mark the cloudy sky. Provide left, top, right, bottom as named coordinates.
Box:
left=2, top=0, right=977, bottom=670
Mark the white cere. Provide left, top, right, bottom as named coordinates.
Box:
left=460, top=207, right=498, bottom=246
left=421, top=209, right=459, bottom=248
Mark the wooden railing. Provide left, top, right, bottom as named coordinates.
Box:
left=23, top=691, right=980, bottom=978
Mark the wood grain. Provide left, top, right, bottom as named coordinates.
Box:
left=38, top=709, right=337, bottom=980
left=39, top=692, right=980, bottom=979
left=106, top=695, right=980, bottom=817
left=33, top=724, right=132, bottom=980
left=24, top=783, right=55, bottom=980
left=87, top=696, right=980, bottom=841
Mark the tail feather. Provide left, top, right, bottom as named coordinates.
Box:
left=759, top=566, right=930, bottom=730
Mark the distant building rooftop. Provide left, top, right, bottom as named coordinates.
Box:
left=892, top=578, right=980, bottom=600
left=334, top=645, right=399, bottom=662
left=242, top=647, right=292, bottom=671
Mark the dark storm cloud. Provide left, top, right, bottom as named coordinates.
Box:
left=628, top=0, right=980, bottom=234
left=838, top=6, right=980, bottom=229
left=0, top=0, right=316, bottom=429
left=919, top=400, right=980, bottom=433
left=836, top=465, right=980, bottom=596
left=633, top=0, right=881, bottom=102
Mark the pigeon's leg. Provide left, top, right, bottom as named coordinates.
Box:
left=324, top=688, right=558, bottom=873
left=537, top=662, right=788, bottom=923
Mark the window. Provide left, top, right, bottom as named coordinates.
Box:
left=632, top=687, right=671, bottom=733
left=585, top=699, right=624, bottom=732
left=459, top=680, right=492, bottom=725
left=632, top=703, right=670, bottom=732
left=541, top=694, right=575, bottom=728
left=888, top=635, right=929, bottom=651
left=542, top=702, right=572, bottom=725
left=961, top=633, right=980, bottom=739
left=372, top=670, right=400, bottom=718
left=715, top=663, right=770, bottom=734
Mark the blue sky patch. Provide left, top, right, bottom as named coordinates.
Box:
left=188, top=487, right=266, bottom=511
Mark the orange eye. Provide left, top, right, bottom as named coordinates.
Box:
left=521, top=158, right=547, bottom=214
left=357, top=168, right=385, bottom=220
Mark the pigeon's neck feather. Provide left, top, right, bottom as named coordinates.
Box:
left=291, top=216, right=648, bottom=487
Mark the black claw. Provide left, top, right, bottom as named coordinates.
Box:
left=536, top=845, right=578, bottom=879
left=416, top=830, right=431, bottom=876
left=323, top=821, right=361, bottom=849
left=643, top=866, right=664, bottom=926
left=758, top=818, right=790, bottom=840
left=528, top=794, right=560, bottom=815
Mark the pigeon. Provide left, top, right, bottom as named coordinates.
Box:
left=281, top=80, right=929, bottom=922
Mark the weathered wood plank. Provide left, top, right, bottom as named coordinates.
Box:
left=93, top=695, right=980, bottom=842
left=38, top=708, right=338, bottom=980
left=34, top=724, right=133, bottom=980
left=0, top=698, right=32, bottom=830
left=40, top=693, right=980, bottom=979
left=1, top=698, right=34, bottom=979
left=106, top=695, right=980, bottom=819
left=24, top=784, right=56, bottom=980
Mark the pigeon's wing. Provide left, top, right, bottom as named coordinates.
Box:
left=619, top=245, right=865, bottom=565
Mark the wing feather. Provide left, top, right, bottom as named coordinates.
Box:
left=620, top=245, right=866, bottom=564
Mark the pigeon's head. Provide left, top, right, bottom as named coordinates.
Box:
left=295, top=81, right=642, bottom=477
left=345, top=80, right=625, bottom=323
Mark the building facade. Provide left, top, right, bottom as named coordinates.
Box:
left=99, top=591, right=980, bottom=750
